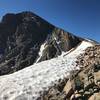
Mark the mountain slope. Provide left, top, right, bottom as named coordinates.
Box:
left=0, top=11, right=99, bottom=100
left=0, top=12, right=83, bottom=75
left=0, top=41, right=93, bottom=100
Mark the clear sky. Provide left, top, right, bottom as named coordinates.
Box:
left=0, top=0, right=100, bottom=42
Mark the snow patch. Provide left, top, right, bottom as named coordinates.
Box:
left=36, top=43, right=46, bottom=63
left=0, top=41, right=93, bottom=100
left=36, top=34, right=51, bottom=63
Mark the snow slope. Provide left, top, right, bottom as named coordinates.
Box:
left=0, top=41, right=93, bottom=100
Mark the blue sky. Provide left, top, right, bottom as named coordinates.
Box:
left=0, top=0, right=100, bottom=42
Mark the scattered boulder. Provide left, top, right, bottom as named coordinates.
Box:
left=41, top=45, right=100, bottom=100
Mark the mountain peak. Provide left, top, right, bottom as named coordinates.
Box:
left=0, top=11, right=96, bottom=76
left=0, top=11, right=99, bottom=100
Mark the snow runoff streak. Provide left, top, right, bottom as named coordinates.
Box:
left=35, top=43, right=46, bottom=63
left=0, top=41, right=93, bottom=100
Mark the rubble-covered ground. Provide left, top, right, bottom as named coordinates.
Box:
left=42, top=45, right=100, bottom=100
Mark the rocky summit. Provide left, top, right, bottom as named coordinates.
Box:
left=0, top=11, right=99, bottom=100
left=0, top=11, right=82, bottom=75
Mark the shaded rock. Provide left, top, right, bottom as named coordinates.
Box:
left=0, top=11, right=82, bottom=76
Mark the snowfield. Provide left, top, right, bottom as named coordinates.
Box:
left=0, top=41, right=93, bottom=100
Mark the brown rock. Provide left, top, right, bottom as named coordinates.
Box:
left=95, top=93, right=100, bottom=100
left=94, top=71, right=100, bottom=84
left=75, top=93, right=82, bottom=99
left=89, top=94, right=95, bottom=100
left=89, top=93, right=100, bottom=100
left=63, top=80, right=74, bottom=98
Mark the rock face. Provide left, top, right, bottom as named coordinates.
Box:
left=0, top=11, right=82, bottom=75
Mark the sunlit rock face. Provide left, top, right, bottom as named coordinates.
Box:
left=0, top=11, right=82, bottom=75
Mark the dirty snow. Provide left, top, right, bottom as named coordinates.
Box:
left=0, top=41, right=93, bottom=100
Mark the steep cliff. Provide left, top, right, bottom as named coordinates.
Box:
left=0, top=12, right=82, bottom=75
